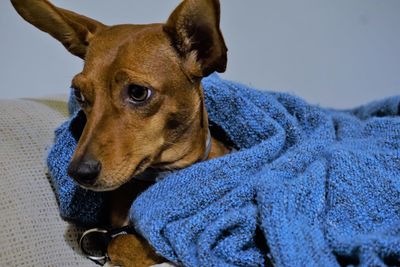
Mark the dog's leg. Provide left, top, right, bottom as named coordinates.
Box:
left=106, top=180, right=165, bottom=266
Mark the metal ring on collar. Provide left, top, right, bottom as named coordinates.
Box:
left=79, top=228, right=109, bottom=265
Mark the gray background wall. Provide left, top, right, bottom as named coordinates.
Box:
left=1, top=0, right=399, bottom=108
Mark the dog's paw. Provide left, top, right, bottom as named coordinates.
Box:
left=107, top=234, right=164, bottom=267
left=104, top=262, right=120, bottom=267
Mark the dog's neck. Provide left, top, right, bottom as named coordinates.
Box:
left=191, top=127, right=230, bottom=161
left=199, top=84, right=231, bottom=161
left=202, top=128, right=212, bottom=161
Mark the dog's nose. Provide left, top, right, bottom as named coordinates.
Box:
left=68, top=157, right=101, bottom=186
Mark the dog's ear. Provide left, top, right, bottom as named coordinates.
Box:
left=163, top=0, right=227, bottom=77
left=11, top=0, right=106, bottom=59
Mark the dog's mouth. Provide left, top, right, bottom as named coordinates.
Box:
left=75, top=157, right=153, bottom=192
left=78, top=151, right=187, bottom=192
left=133, top=156, right=152, bottom=176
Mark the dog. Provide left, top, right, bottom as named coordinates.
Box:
left=11, top=0, right=231, bottom=265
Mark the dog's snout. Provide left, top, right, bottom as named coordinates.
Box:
left=68, top=157, right=102, bottom=186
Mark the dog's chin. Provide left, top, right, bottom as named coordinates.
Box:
left=76, top=177, right=132, bottom=192
left=85, top=184, right=123, bottom=192
left=77, top=183, right=123, bottom=192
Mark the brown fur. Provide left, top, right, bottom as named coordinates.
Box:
left=11, top=0, right=230, bottom=265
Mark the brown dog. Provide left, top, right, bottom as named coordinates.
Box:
left=11, top=0, right=230, bottom=265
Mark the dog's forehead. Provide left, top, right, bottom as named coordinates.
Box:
left=81, top=24, right=180, bottom=84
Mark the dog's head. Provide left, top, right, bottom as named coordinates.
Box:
left=12, top=0, right=227, bottom=191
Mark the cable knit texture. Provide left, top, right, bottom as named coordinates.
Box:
left=47, top=74, right=400, bottom=266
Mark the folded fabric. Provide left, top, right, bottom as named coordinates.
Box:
left=47, top=74, right=400, bottom=266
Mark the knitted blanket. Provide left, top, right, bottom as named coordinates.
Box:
left=47, top=74, right=400, bottom=267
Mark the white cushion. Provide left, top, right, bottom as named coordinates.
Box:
left=0, top=97, right=95, bottom=266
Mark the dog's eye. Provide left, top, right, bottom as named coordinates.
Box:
left=127, top=84, right=152, bottom=103
left=72, top=88, right=85, bottom=103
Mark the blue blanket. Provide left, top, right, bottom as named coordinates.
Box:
left=47, top=74, right=400, bottom=267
